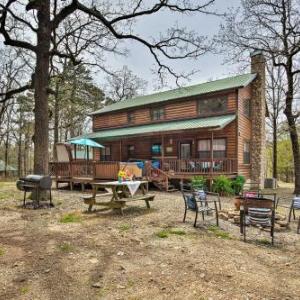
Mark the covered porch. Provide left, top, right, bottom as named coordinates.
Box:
left=50, top=114, right=238, bottom=190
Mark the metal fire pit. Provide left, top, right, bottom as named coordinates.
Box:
left=16, top=175, right=53, bottom=208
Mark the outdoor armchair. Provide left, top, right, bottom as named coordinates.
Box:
left=240, top=198, right=275, bottom=245
left=181, top=188, right=219, bottom=227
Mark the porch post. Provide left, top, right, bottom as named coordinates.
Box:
left=210, top=131, right=214, bottom=175
left=161, top=135, right=165, bottom=169
left=119, top=140, right=122, bottom=162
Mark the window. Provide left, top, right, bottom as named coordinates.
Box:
left=127, top=112, right=135, bottom=124
left=198, top=96, right=227, bottom=115
left=198, top=138, right=227, bottom=159
left=198, top=139, right=211, bottom=159
left=151, top=143, right=162, bottom=155
left=127, top=145, right=135, bottom=157
left=151, top=108, right=165, bottom=121
left=100, top=146, right=111, bottom=161
left=243, top=141, right=250, bottom=164
left=243, top=98, right=251, bottom=117
left=213, top=138, right=226, bottom=158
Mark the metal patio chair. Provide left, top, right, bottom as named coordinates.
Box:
left=276, top=195, right=300, bottom=234
left=181, top=188, right=219, bottom=227
left=241, top=197, right=275, bottom=245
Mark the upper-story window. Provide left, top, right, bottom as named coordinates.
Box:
left=151, top=108, right=165, bottom=121
left=127, top=112, right=135, bottom=124
left=198, top=96, right=227, bottom=116
left=243, top=98, right=251, bottom=118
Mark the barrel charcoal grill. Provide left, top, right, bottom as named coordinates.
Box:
left=16, top=175, right=53, bottom=208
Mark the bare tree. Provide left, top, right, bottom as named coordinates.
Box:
left=0, top=0, right=214, bottom=175
left=266, top=63, right=285, bottom=179
left=219, top=0, right=300, bottom=193
left=105, top=66, right=147, bottom=103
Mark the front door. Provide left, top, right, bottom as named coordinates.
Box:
left=180, top=143, right=191, bottom=159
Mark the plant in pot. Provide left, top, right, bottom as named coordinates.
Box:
left=191, top=176, right=206, bottom=191
left=231, top=175, right=246, bottom=196
left=212, top=175, right=234, bottom=196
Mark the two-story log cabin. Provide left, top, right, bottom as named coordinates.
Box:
left=51, top=52, right=266, bottom=191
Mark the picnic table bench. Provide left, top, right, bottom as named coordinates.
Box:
left=81, top=181, right=155, bottom=214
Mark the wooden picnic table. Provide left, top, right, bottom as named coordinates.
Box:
left=82, top=180, right=154, bottom=214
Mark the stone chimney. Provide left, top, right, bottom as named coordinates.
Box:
left=250, top=51, right=266, bottom=187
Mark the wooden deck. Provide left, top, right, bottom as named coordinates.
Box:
left=50, top=158, right=237, bottom=191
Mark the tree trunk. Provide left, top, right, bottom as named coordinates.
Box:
left=272, top=119, right=277, bottom=179
left=53, top=79, right=60, bottom=161
left=33, top=1, right=51, bottom=175
left=285, top=71, right=300, bottom=194
left=17, top=129, right=22, bottom=177
left=4, top=130, right=9, bottom=178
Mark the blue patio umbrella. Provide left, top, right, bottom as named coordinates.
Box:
left=69, top=138, right=104, bottom=161
left=69, top=138, right=104, bottom=148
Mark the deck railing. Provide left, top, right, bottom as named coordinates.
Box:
left=49, top=158, right=238, bottom=181
left=159, top=158, right=238, bottom=175
left=49, top=161, right=120, bottom=180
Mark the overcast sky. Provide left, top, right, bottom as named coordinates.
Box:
left=98, top=0, right=247, bottom=93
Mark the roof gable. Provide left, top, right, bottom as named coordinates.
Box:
left=92, top=73, right=257, bottom=115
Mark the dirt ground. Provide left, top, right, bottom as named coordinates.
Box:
left=0, top=181, right=299, bottom=300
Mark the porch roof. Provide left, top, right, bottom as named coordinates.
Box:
left=79, top=114, right=236, bottom=141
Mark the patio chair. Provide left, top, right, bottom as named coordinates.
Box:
left=288, top=196, right=300, bottom=234
left=206, top=191, right=221, bottom=210
left=241, top=198, right=275, bottom=245
left=181, top=188, right=219, bottom=227
left=276, top=195, right=300, bottom=234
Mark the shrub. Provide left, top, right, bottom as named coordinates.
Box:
left=231, top=175, right=246, bottom=195
left=212, top=175, right=234, bottom=196
left=191, top=176, right=206, bottom=190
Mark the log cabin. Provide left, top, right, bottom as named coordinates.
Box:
left=50, top=52, right=266, bottom=191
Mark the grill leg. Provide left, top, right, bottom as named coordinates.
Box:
left=49, top=189, right=54, bottom=207
left=23, top=191, right=26, bottom=208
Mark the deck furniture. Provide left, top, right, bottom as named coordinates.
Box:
left=181, top=188, right=219, bottom=227
left=240, top=197, right=275, bottom=245
left=277, top=196, right=300, bottom=234
left=83, top=180, right=154, bottom=214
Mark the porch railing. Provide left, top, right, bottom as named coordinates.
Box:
left=159, top=158, right=238, bottom=175
left=49, top=161, right=120, bottom=180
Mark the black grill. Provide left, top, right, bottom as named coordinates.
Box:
left=16, top=175, right=53, bottom=208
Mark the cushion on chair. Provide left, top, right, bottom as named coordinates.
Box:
left=186, top=195, right=196, bottom=211
left=244, top=191, right=259, bottom=198
left=196, top=190, right=207, bottom=201
left=248, top=208, right=271, bottom=227
left=293, top=197, right=300, bottom=209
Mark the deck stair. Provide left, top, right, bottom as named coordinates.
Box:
left=150, top=168, right=178, bottom=192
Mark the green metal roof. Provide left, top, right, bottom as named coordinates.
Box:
left=82, top=114, right=236, bottom=141
left=92, top=73, right=256, bottom=115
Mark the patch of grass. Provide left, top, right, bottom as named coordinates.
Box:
left=119, top=224, right=130, bottom=231
left=60, top=212, right=82, bottom=223
left=169, top=228, right=186, bottom=236
left=0, top=247, right=5, bottom=256
left=255, top=238, right=272, bottom=246
left=20, top=286, right=29, bottom=295
left=156, top=228, right=186, bottom=238
left=156, top=230, right=169, bottom=238
left=208, top=225, right=231, bottom=239
left=58, top=242, right=73, bottom=253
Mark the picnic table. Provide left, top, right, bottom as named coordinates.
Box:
left=82, top=180, right=155, bottom=214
